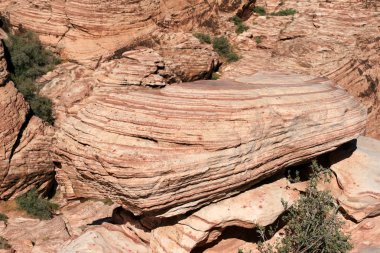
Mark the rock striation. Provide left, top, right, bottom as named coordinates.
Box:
left=0, top=0, right=220, bottom=61
left=44, top=71, right=367, bottom=218
left=221, top=0, right=380, bottom=139
left=150, top=178, right=298, bottom=253
left=0, top=42, right=54, bottom=199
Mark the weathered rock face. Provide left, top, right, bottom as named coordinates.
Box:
left=221, top=0, right=380, bottom=139
left=0, top=42, right=7, bottom=85
left=150, top=178, right=298, bottom=253
left=0, top=0, right=220, bottom=61
left=0, top=43, right=54, bottom=199
left=44, top=71, right=366, bottom=218
left=325, top=136, right=380, bottom=222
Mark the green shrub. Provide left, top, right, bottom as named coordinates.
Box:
left=16, top=188, right=59, bottom=220
left=4, top=31, right=60, bottom=125
left=211, top=72, right=221, bottom=80
left=230, top=16, right=248, bottom=34
left=0, top=213, right=8, bottom=222
left=0, top=236, right=11, bottom=250
left=193, top=32, right=212, bottom=44
left=270, top=8, right=297, bottom=16
left=212, top=36, right=239, bottom=62
left=257, top=161, right=352, bottom=253
left=253, top=6, right=267, bottom=16
left=255, top=36, right=263, bottom=44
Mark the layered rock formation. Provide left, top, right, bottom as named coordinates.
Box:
left=0, top=42, right=54, bottom=199
left=40, top=71, right=367, bottom=217
left=0, top=0, right=221, bottom=61
left=221, top=0, right=380, bottom=139
left=150, top=178, right=298, bottom=253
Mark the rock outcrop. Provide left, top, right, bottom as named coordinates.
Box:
left=0, top=0, right=221, bottom=61
left=0, top=42, right=54, bottom=199
left=42, top=71, right=367, bottom=218
left=325, top=136, right=380, bottom=222
left=221, top=0, right=380, bottom=139
left=150, top=178, right=298, bottom=253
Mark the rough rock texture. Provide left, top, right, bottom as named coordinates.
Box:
left=325, top=136, right=380, bottom=222
left=221, top=0, right=380, bottom=139
left=60, top=200, right=117, bottom=236
left=0, top=0, right=220, bottom=61
left=150, top=178, right=298, bottom=253
left=0, top=216, right=70, bottom=253
left=0, top=42, right=7, bottom=85
left=42, top=71, right=367, bottom=218
left=59, top=223, right=149, bottom=253
left=0, top=43, right=54, bottom=199
left=349, top=216, right=380, bottom=253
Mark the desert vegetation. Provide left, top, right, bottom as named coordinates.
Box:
left=230, top=15, right=248, bottom=34
left=255, top=161, right=352, bottom=253
left=16, top=188, right=59, bottom=220
left=270, top=8, right=297, bottom=16
left=4, top=30, right=60, bottom=124
left=193, top=32, right=212, bottom=44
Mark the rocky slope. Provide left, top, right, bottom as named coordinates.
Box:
left=221, top=0, right=380, bottom=139
left=0, top=42, right=54, bottom=200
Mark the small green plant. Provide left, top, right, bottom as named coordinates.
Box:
left=0, top=213, right=8, bottom=222
left=193, top=32, right=212, bottom=44
left=230, top=15, right=248, bottom=34
left=16, top=188, right=59, bottom=220
left=255, top=36, right=263, bottom=44
left=211, top=72, right=221, bottom=80
left=0, top=236, right=11, bottom=250
left=253, top=6, right=267, bottom=16
left=257, top=161, right=352, bottom=253
left=270, top=8, right=297, bottom=16
left=4, top=30, right=60, bottom=125
left=212, top=36, right=239, bottom=62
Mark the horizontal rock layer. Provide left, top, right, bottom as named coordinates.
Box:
left=222, top=0, right=380, bottom=139
left=150, top=178, right=298, bottom=253
left=0, top=0, right=220, bottom=61
left=0, top=43, right=54, bottom=199
left=51, top=72, right=367, bottom=217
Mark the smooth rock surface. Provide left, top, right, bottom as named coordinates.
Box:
left=326, top=136, right=380, bottom=222
left=150, top=178, right=298, bottom=253
left=47, top=72, right=366, bottom=217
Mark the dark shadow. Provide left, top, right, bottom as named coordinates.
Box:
left=88, top=217, right=113, bottom=226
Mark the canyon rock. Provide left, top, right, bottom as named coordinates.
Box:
left=0, top=43, right=54, bottom=199
left=150, top=178, right=298, bottom=253
left=0, top=0, right=221, bottom=61
left=221, top=0, right=380, bottom=139
left=349, top=216, right=380, bottom=253
left=59, top=223, right=149, bottom=253
left=47, top=71, right=366, bottom=218
left=0, top=216, right=70, bottom=253
left=325, top=136, right=380, bottom=222
left=0, top=42, right=7, bottom=85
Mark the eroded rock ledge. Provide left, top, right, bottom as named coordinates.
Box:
left=43, top=72, right=367, bottom=218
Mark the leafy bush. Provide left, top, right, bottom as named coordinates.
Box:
left=16, top=188, right=59, bottom=220
left=253, top=6, right=267, bottom=16
left=258, top=161, right=352, bottom=253
left=270, top=8, right=297, bottom=16
left=212, top=36, right=239, bottom=62
left=255, top=36, right=263, bottom=44
left=4, top=31, right=60, bottom=125
left=0, top=213, right=8, bottom=222
left=0, top=236, right=11, bottom=250
left=193, top=32, right=212, bottom=44
left=230, top=16, right=248, bottom=34
left=211, top=72, right=221, bottom=80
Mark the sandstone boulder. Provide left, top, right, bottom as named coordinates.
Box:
left=150, top=178, right=298, bottom=253
left=325, top=136, right=380, bottom=222
left=0, top=42, right=7, bottom=85
left=49, top=72, right=366, bottom=218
